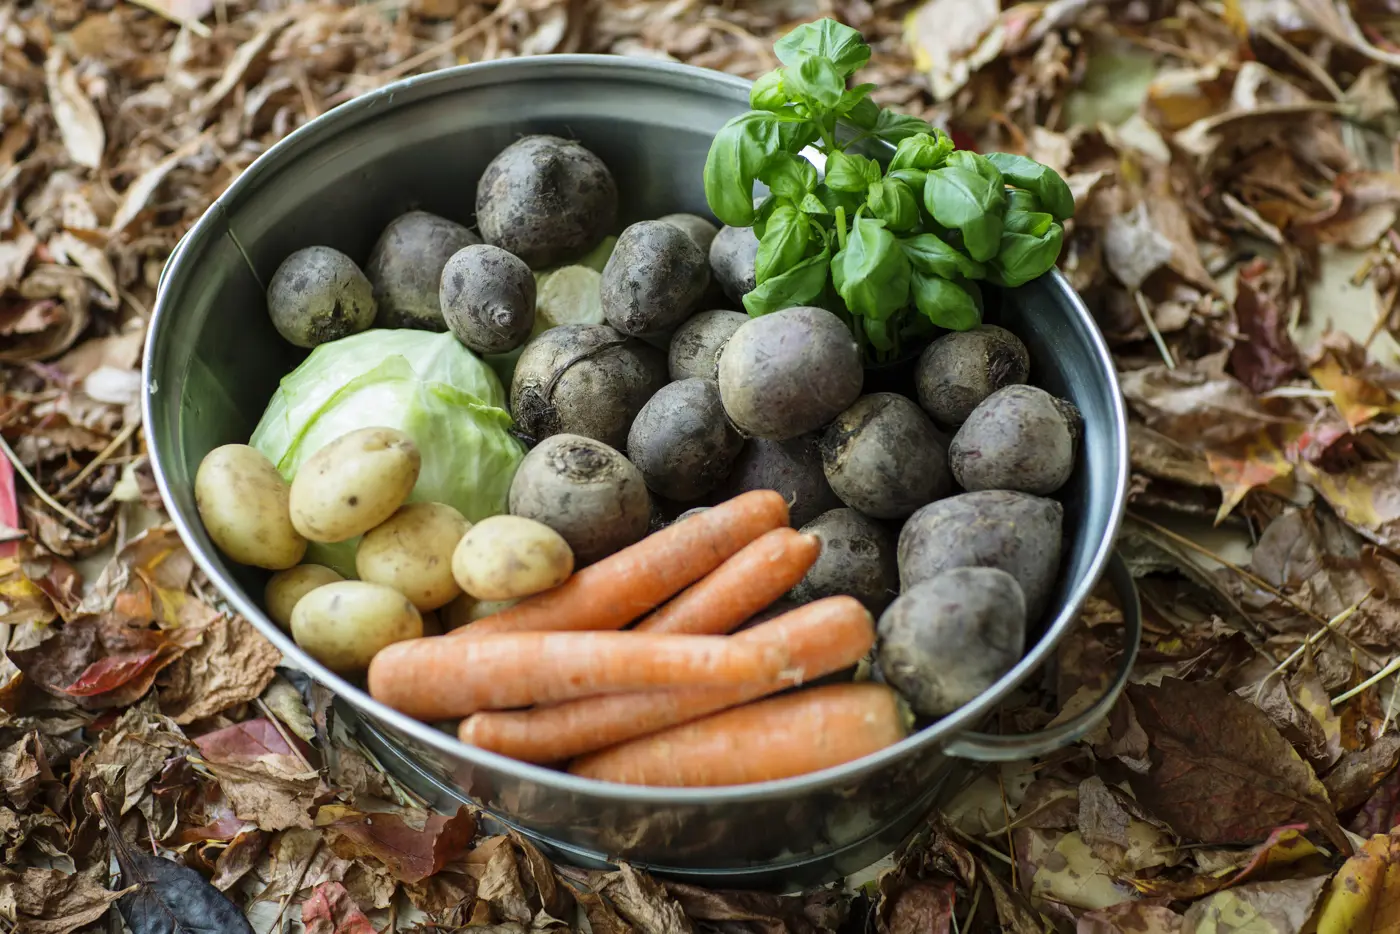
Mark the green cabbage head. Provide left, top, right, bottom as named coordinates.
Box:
left=249, top=328, right=525, bottom=577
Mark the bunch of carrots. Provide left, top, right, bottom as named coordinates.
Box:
left=367, top=490, right=912, bottom=787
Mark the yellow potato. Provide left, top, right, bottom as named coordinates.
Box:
left=289, top=427, right=421, bottom=543
left=355, top=502, right=470, bottom=611
left=451, top=515, right=574, bottom=601
left=290, top=580, right=423, bottom=672
left=195, top=444, right=307, bottom=570
left=264, top=564, right=343, bottom=629
left=441, top=593, right=520, bottom=631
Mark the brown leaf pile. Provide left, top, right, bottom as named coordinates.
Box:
left=7, top=0, right=1400, bottom=932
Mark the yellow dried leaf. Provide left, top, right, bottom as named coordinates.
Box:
left=1025, top=830, right=1134, bottom=911
left=1314, top=832, right=1400, bottom=934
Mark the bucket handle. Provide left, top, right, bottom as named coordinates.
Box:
left=942, top=552, right=1141, bottom=763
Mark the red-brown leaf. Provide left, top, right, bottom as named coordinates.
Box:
left=62, top=650, right=159, bottom=696
left=324, top=805, right=477, bottom=884
left=302, top=881, right=376, bottom=934
left=1228, top=257, right=1301, bottom=395
left=1124, top=679, right=1350, bottom=853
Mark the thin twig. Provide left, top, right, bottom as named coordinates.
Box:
left=996, top=762, right=1018, bottom=891
left=1128, top=512, right=1383, bottom=665
left=374, top=6, right=506, bottom=82
left=58, top=418, right=140, bottom=499
left=1253, top=592, right=1372, bottom=702
left=1334, top=653, right=1400, bottom=706
left=255, top=698, right=318, bottom=775
left=1135, top=291, right=1176, bottom=370
left=1255, top=24, right=1345, bottom=100
left=350, top=735, right=428, bottom=809
left=1364, top=284, right=1399, bottom=350
left=268, top=837, right=322, bottom=933
left=0, top=433, right=97, bottom=531
left=961, top=881, right=983, bottom=934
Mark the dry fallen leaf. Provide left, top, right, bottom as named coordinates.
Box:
left=302, top=880, right=376, bottom=934
left=193, top=718, right=327, bottom=831
left=0, top=867, right=125, bottom=934
left=1122, top=679, right=1350, bottom=853
left=1180, top=875, right=1329, bottom=934
left=158, top=615, right=280, bottom=724
left=319, top=803, right=476, bottom=884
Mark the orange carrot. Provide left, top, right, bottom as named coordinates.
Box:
left=457, top=490, right=790, bottom=638
left=634, top=527, right=821, bottom=635
left=458, top=595, right=873, bottom=763
left=367, top=630, right=792, bottom=721
left=568, top=682, right=909, bottom=787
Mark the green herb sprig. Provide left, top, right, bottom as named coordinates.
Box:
left=702, top=19, right=1075, bottom=361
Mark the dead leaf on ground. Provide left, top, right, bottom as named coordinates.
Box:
left=0, top=867, right=126, bottom=934
left=319, top=803, right=476, bottom=884
left=302, top=880, right=376, bottom=934
left=159, top=615, right=280, bottom=724
left=1123, top=679, right=1350, bottom=853
left=193, top=718, right=327, bottom=831
left=1180, top=875, right=1329, bottom=934
left=1311, top=830, right=1400, bottom=933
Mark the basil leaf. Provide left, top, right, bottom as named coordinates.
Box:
left=774, top=18, right=871, bottom=77
left=785, top=55, right=845, bottom=112
left=837, top=83, right=877, bottom=116
left=989, top=222, right=1064, bottom=288
left=832, top=216, right=911, bottom=322
left=946, top=150, right=1005, bottom=190
left=912, top=272, right=982, bottom=331
left=825, top=151, right=875, bottom=193
left=799, top=192, right=829, bottom=214
left=889, top=168, right=928, bottom=192
left=750, top=70, right=790, bottom=112
left=815, top=183, right=865, bottom=217
left=984, top=152, right=1075, bottom=221
left=704, top=111, right=790, bottom=227
left=755, top=205, right=812, bottom=284
left=888, top=131, right=953, bottom=172
left=759, top=152, right=819, bottom=200
left=923, top=165, right=1006, bottom=262
left=846, top=96, right=881, bottom=130
left=1004, top=209, right=1054, bottom=237
left=752, top=194, right=779, bottom=239
left=861, top=316, right=896, bottom=353
left=743, top=245, right=831, bottom=316
left=900, top=232, right=986, bottom=279
left=1007, top=188, right=1042, bottom=214
left=867, top=178, right=919, bottom=232
left=873, top=108, right=935, bottom=144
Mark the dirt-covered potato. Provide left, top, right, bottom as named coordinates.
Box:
left=195, top=444, right=307, bottom=570
left=659, top=213, right=720, bottom=255
left=668, top=309, right=747, bottom=382
left=627, top=379, right=744, bottom=502
left=366, top=211, right=480, bottom=330
left=898, top=490, right=1063, bottom=620
left=291, top=580, right=423, bottom=672
left=355, top=502, right=471, bottom=611
left=789, top=508, right=898, bottom=613
left=877, top=567, right=1027, bottom=717
left=508, top=434, right=651, bottom=565
left=510, top=323, right=668, bottom=449
left=949, top=385, right=1081, bottom=495
left=821, top=393, right=952, bottom=520
left=476, top=134, right=618, bottom=269
left=265, top=564, right=343, bottom=629
left=266, top=246, right=376, bottom=349
left=452, top=515, right=575, bottom=601
left=719, top=434, right=840, bottom=530
left=915, top=325, right=1030, bottom=426
left=718, top=306, right=863, bottom=441
left=289, top=427, right=421, bottom=543
left=709, top=225, right=759, bottom=305
left=440, top=244, right=537, bottom=355
left=601, top=221, right=711, bottom=338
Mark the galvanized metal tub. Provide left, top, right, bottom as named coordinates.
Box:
left=143, top=55, right=1139, bottom=890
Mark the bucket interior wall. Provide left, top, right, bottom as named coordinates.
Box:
left=145, top=58, right=1127, bottom=882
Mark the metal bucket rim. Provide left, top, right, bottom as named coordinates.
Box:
left=143, top=53, right=1131, bottom=804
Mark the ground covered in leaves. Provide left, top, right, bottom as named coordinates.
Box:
left=5, top=0, right=1400, bottom=931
